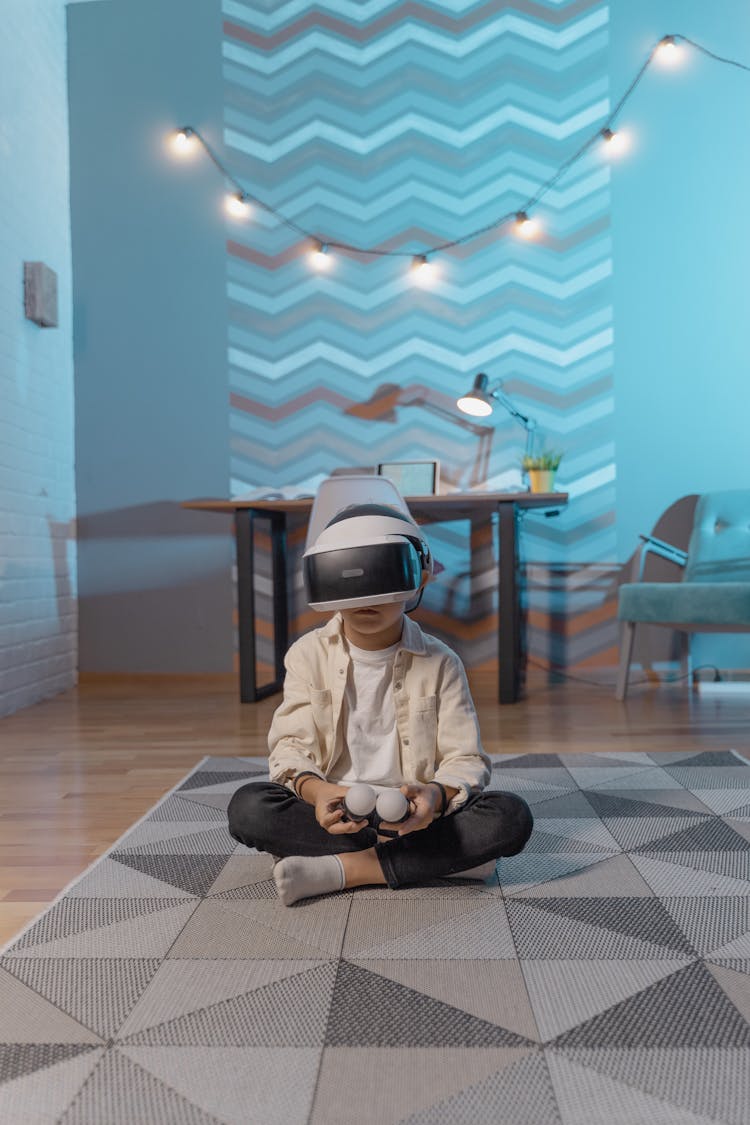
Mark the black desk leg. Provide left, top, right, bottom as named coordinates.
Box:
left=497, top=501, right=522, bottom=703
left=235, top=510, right=288, bottom=703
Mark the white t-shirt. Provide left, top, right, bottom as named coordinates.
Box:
left=331, top=639, right=402, bottom=791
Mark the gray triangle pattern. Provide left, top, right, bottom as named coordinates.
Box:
left=516, top=896, right=696, bottom=956
left=3, top=752, right=750, bottom=1123
left=559, top=1045, right=750, bottom=1125
left=638, top=816, right=750, bottom=855
left=148, top=795, right=227, bottom=823
left=602, top=815, right=707, bottom=851
left=556, top=960, right=750, bottom=1049
left=213, top=879, right=279, bottom=901
left=399, top=1047, right=561, bottom=1125
left=11, top=898, right=186, bottom=951
left=58, top=1048, right=224, bottom=1124
left=0, top=1043, right=97, bottom=1086
left=120, top=824, right=236, bottom=855
left=1, top=958, right=161, bottom=1039
left=111, top=853, right=230, bottom=897
left=584, top=789, right=711, bottom=820
left=325, top=961, right=533, bottom=1048
left=179, top=769, right=265, bottom=792
left=122, top=962, right=337, bottom=1047
left=662, top=896, right=750, bottom=956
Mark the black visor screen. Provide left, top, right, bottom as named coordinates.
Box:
left=304, top=542, right=421, bottom=603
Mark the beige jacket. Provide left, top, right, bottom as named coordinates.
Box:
left=267, top=613, right=491, bottom=812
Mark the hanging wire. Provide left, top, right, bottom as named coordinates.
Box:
left=175, top=33, right=748, bottom=261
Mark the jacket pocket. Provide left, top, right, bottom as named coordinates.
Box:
left=410, top=695, right=437, bottom=775
left=309, top=687, right=333, bottom=739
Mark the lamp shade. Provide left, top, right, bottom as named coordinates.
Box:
left=457, top=373, right=494, bottom=417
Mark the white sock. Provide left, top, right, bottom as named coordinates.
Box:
left=273, top=854, right=346, bottom=906
left=447, top=859, right=497, bottom=880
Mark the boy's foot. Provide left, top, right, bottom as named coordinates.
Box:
left=273, top=855, right=345, bottom=906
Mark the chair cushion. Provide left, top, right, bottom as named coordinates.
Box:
left=618, top=582, right=750, bottom=626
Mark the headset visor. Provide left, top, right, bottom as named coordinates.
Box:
left=304, top=540, right=422, bottom=608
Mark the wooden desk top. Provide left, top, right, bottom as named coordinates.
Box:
left=182, top=491, right=568, bottom=522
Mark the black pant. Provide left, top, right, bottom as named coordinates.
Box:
left=227, top=782, right=533, bottom=889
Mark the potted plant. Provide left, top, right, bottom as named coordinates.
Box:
left=521, top=450, right=563, bottom=494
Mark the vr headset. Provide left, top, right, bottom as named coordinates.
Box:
left=303, top=498, right=433, bottom=613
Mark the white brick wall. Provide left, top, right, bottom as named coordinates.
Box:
left=0, top=1, right=77, bottom=716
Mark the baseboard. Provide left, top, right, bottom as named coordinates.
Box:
left=696, top=681, right=750, bottom=695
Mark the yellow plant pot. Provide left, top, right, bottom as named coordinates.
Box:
left=527, top=469, right=557, bottom=494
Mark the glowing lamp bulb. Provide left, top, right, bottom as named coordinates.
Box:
left=376, top=789, right=410, bottom=823
left=656, top=35, right=681, bottom=65
left=411, top=254, right=435, bottom=287
left=514, top=211, right=539, bottom=239
left=226, top=192, right=251, bottom=219
left=600, top=128, right=628, bottom=156
left=343, top=783, right=377, bottom=821
left=172, top=127, right=196, bottom=154
left=456, top=394, right=493, bottom=418
left=310, top=241, right=332, bottom=271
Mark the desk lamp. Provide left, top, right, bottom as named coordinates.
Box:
left=457, top=373, right=537, bottom=458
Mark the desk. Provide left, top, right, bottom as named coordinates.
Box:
left=182, top=491, right=568, bottom=705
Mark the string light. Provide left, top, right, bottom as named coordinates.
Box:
left=600, top=127, right=628, bottom=156
left=225, top=191, right=251, bottom=219
left=172, top=126, right=196, bottom=155
left=656, top=34, right=682, bottom=66
left=514, top=211, right=539, bottom=239
left=411, top=254, right=437, bottom=286
left=310, top=240, right=332, bottom=270
left=169, top=34, right=750, bottom=272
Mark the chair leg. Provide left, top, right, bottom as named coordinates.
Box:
left=679, top=631, right=693, bottom=687
left=616, top=621, right=636, bottom=701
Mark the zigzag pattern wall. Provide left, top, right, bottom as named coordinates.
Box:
left=222, top=0, right=617, bottom=671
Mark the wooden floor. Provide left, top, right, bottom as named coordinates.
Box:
left=1, top=670, right=748, bottom=946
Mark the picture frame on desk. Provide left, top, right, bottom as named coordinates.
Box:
left=376, top=459, right=440, bottom=496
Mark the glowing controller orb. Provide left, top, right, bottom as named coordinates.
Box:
left=342, top=784, right=410, bottom=824
left=375, top=788, right=409, bottom=823
left=343, top=783, right=378, bottom=820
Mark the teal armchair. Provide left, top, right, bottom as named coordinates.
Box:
left=616, top=491, right=750, bottom=699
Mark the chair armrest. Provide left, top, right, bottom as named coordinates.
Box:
left=637, top=534, right=688, bottom=580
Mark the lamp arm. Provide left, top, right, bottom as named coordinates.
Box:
left=489, top=385, right=537, bottom=457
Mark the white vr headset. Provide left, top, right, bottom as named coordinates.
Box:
left=303, top=477, right=433, bottom=612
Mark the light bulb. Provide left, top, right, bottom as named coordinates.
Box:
left=172, top=127, right=196, bottom=155
left=656, top=35, right=681, bottom=66
left=310, top=241, right=332, bottom=271
left=456, top=394, right=493, bottom=418
left=600, top=127, right=628, bottom=156
left=411, top=254, right=436, bottom=286
left=514, top=211, right=539, bottom=239
left=226, top=192, right=251, bottom=219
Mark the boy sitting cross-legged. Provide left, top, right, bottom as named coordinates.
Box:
left=228, top=488, right=533, bottom=906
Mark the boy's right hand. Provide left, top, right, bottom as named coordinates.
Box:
left=313, top=783, right=366, bottom=835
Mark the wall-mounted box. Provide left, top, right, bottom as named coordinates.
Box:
left=24, top=261, right=58, bottom=327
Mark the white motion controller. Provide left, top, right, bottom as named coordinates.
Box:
left=342, top=783, right=410, bottom=824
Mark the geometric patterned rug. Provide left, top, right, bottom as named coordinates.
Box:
left=2, top=750, right=750, bottom=1125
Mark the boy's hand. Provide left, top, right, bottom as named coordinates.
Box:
left=392, top=782, right=441, bottom=835
left=314, top=784, right=367, bottom=835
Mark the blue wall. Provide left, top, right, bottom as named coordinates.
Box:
left=610, top=0, right=750, bottom=668
left=68, top=0, right=234, bottom=673
left=0, top=0, right=76, bottom=715
left=66, top=0, right=750, bottom=673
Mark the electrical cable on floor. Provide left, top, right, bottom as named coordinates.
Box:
left=526, top=658, right=721, bottom=691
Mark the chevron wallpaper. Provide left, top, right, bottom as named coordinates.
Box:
left=222, top=0, right=616, bottom=672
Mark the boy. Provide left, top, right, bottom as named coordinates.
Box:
left=228, top=495, right=533, bottom=906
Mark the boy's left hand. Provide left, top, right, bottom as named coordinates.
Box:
left=390, top=782, right=441, bottom=835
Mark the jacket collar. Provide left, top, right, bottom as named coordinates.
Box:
left=320, top=611, right=427, bottom=655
